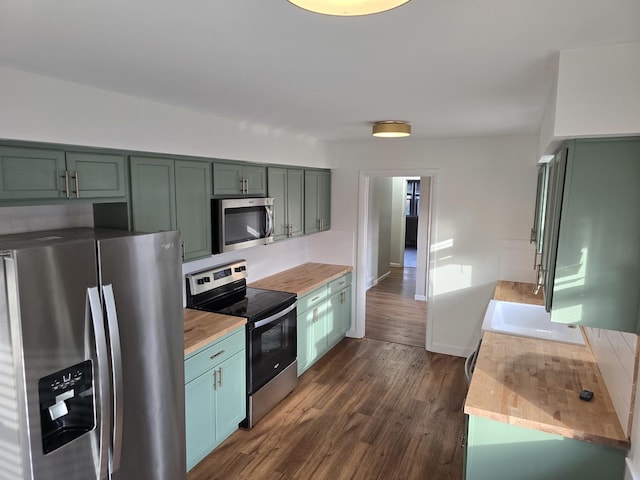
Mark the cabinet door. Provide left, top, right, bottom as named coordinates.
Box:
left=327, top=287, right=351, bottom=347
left=304, top=170, right=320, bottom=234
left=65, top=151, right=126, bottom=198
left=550, top=139, right=640, bottom=333
left=541, top=149, right=566, bottom=312
left=214, top=351, right=246, bottom=443
left=287, top=169, right=304, bottom=237
left=297, top=305, right=328, bottom=376
left=268, top=167, right=288, bottom=240
left=185, top=371, right=216, bottom=471
left=0, top=146, right=65, bottom=199
left=243, top=165, right=267, bottom=196
left=130, top=156, right=176, bottom=233
left=176, top=160, right=212, bottom=260
left=531, top=164, right=548, bottom=254
left=318, top=170, right=331, bottom=231
left=213, top=162, right=243, bottom=196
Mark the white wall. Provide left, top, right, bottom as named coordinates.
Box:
left=539, top=42, right=640, bottom=155
left=0, top=66, right=330, bottom=167
left=328, top=135, right=539, bottom=356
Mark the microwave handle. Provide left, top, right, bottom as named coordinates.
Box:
left=265, top=205, right=274, bottom=238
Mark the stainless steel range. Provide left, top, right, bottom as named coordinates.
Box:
left=185, top=260, right=297, bottom=428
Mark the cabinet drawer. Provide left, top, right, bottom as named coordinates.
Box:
left=297, top=285, right=328, bottom=313
left=185, top=329, right=245, bottom=383
left=328, top=273, right=351, bottom=296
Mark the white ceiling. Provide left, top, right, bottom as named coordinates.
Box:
left=1, top=0, right=639, bottom=141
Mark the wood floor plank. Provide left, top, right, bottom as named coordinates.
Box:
left=365, top=267, right=427, bottom=348
left=187, top=338, right=466, bottom=480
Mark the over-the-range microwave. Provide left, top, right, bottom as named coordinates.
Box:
left=212, top=197, right=274, bottom=253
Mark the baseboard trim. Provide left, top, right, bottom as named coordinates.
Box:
left=414, top=294, right=426, bottom=301
left=390, top=262, right=402, bottom=268
left=626, top=458, right=640, bottom=480
left=427, top=342, right=471, bottom=358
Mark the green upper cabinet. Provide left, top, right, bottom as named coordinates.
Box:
left=304, top=169, right=331, bottom=234
left=212, top=161, right=266, bottom=197
left=267, top=167, right=304, bottom=241
left=65, top=151, right=126, bottom=198
left=130, top=156, right=211, bottom=261
left=542, top=137, right=640, bottom=333
left=176, top=161, right=212, bottom=260
left=0, top=146, right=126, bottom=200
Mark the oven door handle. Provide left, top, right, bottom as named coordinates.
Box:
left=253, top=301, right=297, bottom=329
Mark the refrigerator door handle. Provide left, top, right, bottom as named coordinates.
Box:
left=102, top=284, right=124, bottom=475
left=87, top=287, right=110, bottom=480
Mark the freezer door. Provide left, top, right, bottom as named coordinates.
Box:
left=97, top=230, right=186, bottom=480
left=2, top=239, right=107, bottom=480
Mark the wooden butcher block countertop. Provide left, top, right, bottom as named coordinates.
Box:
left=465, top=332, right=629, bottom=450
left=183, top=308, right=246, bottom=356
left=493, top=280, right=544, bottom=305
left=249, top=262, right=352, bottom=297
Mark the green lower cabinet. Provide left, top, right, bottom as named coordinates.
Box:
left=466, top=416, right=626, bottom=480
left=185, top=329, right=246, bottom=471
left=327, top=286, right=351, bottom=348
left=297, top=273, right=352, bottom=376
left=297, top=301, right=328, bottom=375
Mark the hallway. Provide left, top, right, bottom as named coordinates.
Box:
left=364, top=266, right=427, bottom=348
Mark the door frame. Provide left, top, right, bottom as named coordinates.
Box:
left=355, top=168, right=439, bottom=350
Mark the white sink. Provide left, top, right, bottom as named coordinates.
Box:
left=481, top=299, right=585, bottom=345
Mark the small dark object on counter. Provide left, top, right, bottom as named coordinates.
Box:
left=579, top=390, right=594, bottom=401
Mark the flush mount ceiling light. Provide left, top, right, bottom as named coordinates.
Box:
left=287, top=0, right=411, bottom=16
left=372, top=121, right=411, bottom=138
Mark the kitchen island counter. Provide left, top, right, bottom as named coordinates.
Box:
left=249, top=262, right=352, bottom=296
left=464, top=331, right=629, bottom=450
left=183, top=308, right=246, bottom=356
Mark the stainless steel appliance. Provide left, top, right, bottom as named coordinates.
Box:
left=0, top=228, right=185, bottom=480
left=185, top=260, right=297, bottom=428
left=211, top=197, right=274, bottom=253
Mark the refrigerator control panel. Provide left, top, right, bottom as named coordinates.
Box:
left=38, top=360, right=95, bottom=454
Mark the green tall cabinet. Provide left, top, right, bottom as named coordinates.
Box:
left=130, top=156, right=211, bottom=261
left=267, top=167, right=304, bottom=240
left=304, top=169, right=331, bottom=234
left=541, top=137, right=640, bottom=333
left=0, top=146, right=126, bottom=200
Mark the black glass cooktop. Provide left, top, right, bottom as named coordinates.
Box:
left=194, top=286, right=296, bottom=322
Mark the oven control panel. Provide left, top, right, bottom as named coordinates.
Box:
left=186, top=260, right=248, bottom=296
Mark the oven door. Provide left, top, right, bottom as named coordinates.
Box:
left=247, top=301, right=297, bottom=394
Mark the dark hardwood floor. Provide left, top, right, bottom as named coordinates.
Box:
left=188, top=338, right=467, bottom=480
left=365, top=267, right=427, bottom=348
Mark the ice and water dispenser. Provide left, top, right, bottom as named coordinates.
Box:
left=38, top=360, right=95, bottom=454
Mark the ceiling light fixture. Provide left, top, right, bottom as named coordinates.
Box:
left=287, top=0, right=411, bottom=16
left=372, top=121, right=411, bottom=138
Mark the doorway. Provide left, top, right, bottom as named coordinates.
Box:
left=355, top=170, right=436, bottom=349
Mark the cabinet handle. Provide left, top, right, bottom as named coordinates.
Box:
left=181, top=241, right=185, bottom=261
left=218, top=367, right=223, bottom=388
left=210, top=350, right=225, bottom=360
left=245, top=177, right=249, bottom=194
left=313, top=307, right=318, bottom=323
left=72, top=171, right=80, bottom=198
left=530, top=227, right=536, bottom=244
left=62, top=171, right=70, bottom=199
left=341, top=291, right=345, bottom=304
left=311, top=296, right=320, bottom=302
left=213, top=370, right=217, bottom=390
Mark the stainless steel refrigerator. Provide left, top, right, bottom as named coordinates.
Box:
left=0, top=228, right=186, bottom=480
